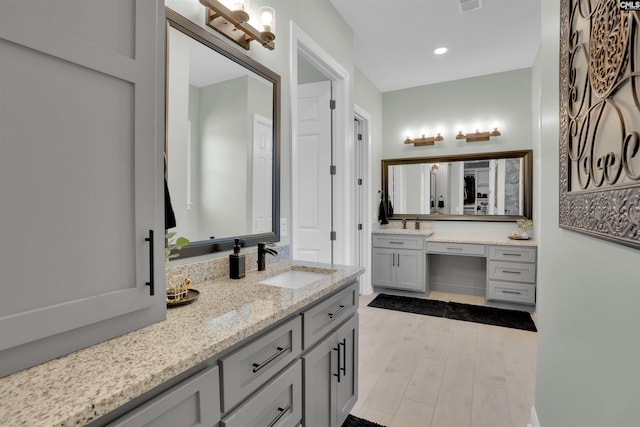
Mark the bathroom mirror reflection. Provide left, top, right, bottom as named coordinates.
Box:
left=166, top=9, right=280, bottom=257
left=382, top=150, right=532, bottom=221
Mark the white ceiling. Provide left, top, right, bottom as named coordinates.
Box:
left=329, top=0, right=541, bottom=92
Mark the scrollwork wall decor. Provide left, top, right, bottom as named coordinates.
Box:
left=560, top=0, right=640, bottom=248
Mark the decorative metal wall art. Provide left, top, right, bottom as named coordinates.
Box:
left=560, top=0, right=640, bottom=249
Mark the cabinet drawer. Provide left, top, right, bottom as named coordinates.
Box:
left=372, top=235, right=425, bottom=250
left=302, top=282, right=358, bottom=349
left=488, top=245, right=536, bottom=262
left=487, top=261, right=536, bottom=283
left=426, top=242, right=486, bottom=257
left=108, top=366, right=220, bottom=427
left=221, top=360, right=302, bottom=427
left=487, top=280, right=536, bottom=305
left=220, top=316, right=302, bottom=412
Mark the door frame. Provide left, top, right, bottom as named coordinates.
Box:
left=290, top=22, right=351, bottom=265
left=354, top=105, right=373, bottom=294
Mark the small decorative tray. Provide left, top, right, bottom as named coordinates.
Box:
left=167, top=289, right=200, bottom=307
left=508, top=235, right=531, bottom=240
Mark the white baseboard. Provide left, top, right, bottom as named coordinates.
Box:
left=527, top=406, right=540, bottom=427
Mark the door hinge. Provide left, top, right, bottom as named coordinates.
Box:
left=330, top=231, right=337, bottom=241
left=330, top=99, right=336, bottom=110
left=330, top=165, right=337, bottom=175
left=357, top=224, right=362, bottom=230
left=357, top=133, right=363, bottom=141
left=357, top=178, right=363, bottom=185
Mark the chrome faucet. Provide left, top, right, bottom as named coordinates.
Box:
left=257, top=242, right=278, bottom=271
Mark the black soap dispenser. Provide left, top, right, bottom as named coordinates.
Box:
left=229, top=239, right=245, bottom=279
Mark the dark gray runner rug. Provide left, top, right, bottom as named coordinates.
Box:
left=368, top=293, right=537, bottom=332
left=342, top=414, right=386, bottom=427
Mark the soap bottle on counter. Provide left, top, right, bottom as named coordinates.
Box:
left=229, top=239, right=245, bottom=279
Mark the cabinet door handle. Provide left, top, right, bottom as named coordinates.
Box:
left=392, top=253, right=395, bottom=267
left=328, top=304, right=347, bottom=319
left=447, top=247, right=463, bottom=251
left=252, top=345, right=290, bottom=373
left=267, top=405, right=291, bottom=427
left=502, top=290, right=522, bottom=295
left=333, top=345, right=341, bottom=383
left=502, top=270, right=522, bottom=275
left=397, top=253, right=400, bottom=267
left=339, top=338, right=347, bottom=377
left=503, top=253, right=522, bottom=257
left=389, top=241, right=404, bottom=244
left=144, top=230, right=154, bottom=296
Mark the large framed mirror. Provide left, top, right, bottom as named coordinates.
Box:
left=382, top=150, right=532, bottom=221
left=165, top=9, right=280, bottom=258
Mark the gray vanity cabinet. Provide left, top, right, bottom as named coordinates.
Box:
left=0, top=1, right=166, bottom=377
left=372, top=234, right=427, bottom=292
left=303, top=314, right=359, bottom=427
left=108, top=367, right=221, bottom=427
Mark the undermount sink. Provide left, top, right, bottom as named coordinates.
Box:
left=259, top=269, right=333, bottom=289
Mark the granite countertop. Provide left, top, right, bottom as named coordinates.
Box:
left=372, top=227, right=435, bottom=237
left=426, top=235, right=538, bottom=246
left=0, top=261, right=363, bottom=427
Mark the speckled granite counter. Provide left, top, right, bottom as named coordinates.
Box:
left=426, top=235, right=538, bottom=246
left=0, top=261, right=363, bottom=427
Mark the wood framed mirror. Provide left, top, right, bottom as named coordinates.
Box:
left=165, top=8, right=281, bottom=257
left=381, top=150, right=533, bottom=221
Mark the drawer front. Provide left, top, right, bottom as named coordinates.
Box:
left=372, top=234, right=424, bottom=250
left=487, top=261, right=536, bottom=283
left=220, top=316, right=302, bottom=412
left=222, top=360, right=302, bottom=427
left=426, top=242, right=486, bottom=257
left=488, top=245, right=536, bottom=263
left=487, top=280, right=536, bottom=304
left=108, top=366, right=220, bottom=427
left=302, top=282, right=358, bottom=349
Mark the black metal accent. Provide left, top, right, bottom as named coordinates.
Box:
left=330, top=231, right=337, bottom=241
left=252, top=345, right=290, bottom=373
left=397, top=253, right=400, bottom=267
left=328, top=304, right=346, bottom=319
left=357, top=224, right=362, bottom=230
left=358, top=178, right=363, bottom=185
left=267, top=405, right=291, bottom=427
left=333, top=346, right=341, bottom=383
left=358, top=133, right=363, bottom=141
left=144, top=230, right=154, bottom=296
left=330, top=165, right=337, bottom=175
left=330, top=99, right=336, bottom=110
left=339, top=338, right=346, bottom=377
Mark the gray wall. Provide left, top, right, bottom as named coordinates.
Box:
left=381, top=68, right=533, bottom=237
left=533, top=1, right=640, bottom=426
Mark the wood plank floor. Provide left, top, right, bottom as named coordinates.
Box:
left=352, top=291, right=537, bottom=427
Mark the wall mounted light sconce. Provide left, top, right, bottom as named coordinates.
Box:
left=455, top=128, right=501, bottom=142
left=199, top=0, right=276, bottom=50
left=404, top=133, right=444, bottom=147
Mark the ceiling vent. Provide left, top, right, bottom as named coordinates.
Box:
left=458, top=0, right=483, bottom=13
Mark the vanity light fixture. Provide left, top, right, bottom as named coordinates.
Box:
left=404, top=133, right=444, bottom=146
left=456, top=128, right=501, bottom=142
left=200, top=0, right=276, bottom=50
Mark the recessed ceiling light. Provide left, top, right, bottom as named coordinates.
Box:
left=434, top=47, right=448, bottom=55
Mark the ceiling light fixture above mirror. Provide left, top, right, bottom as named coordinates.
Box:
left=200, top=0, right=276, bottom=50
left=456, top=127, right=501, bottom=142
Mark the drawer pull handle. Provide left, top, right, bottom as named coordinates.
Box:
left=502, top=270, right=522, bottom=274
left=447, top=247, right=463, bottom=251
left=389, top=241, right=404, bottom=244
left=267, top=405, right=291, bottom=427
left=252, top=345, right=290, bottom=373
left=502, top=290, right=522, bottom=295
left=503, top=253, right=522, bottom=256
left=328, top=304, right=347, bottom=319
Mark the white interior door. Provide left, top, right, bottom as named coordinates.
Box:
left=252, top=114, right=273, bottom=233
left=293, top=81, right=332, bottom=263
